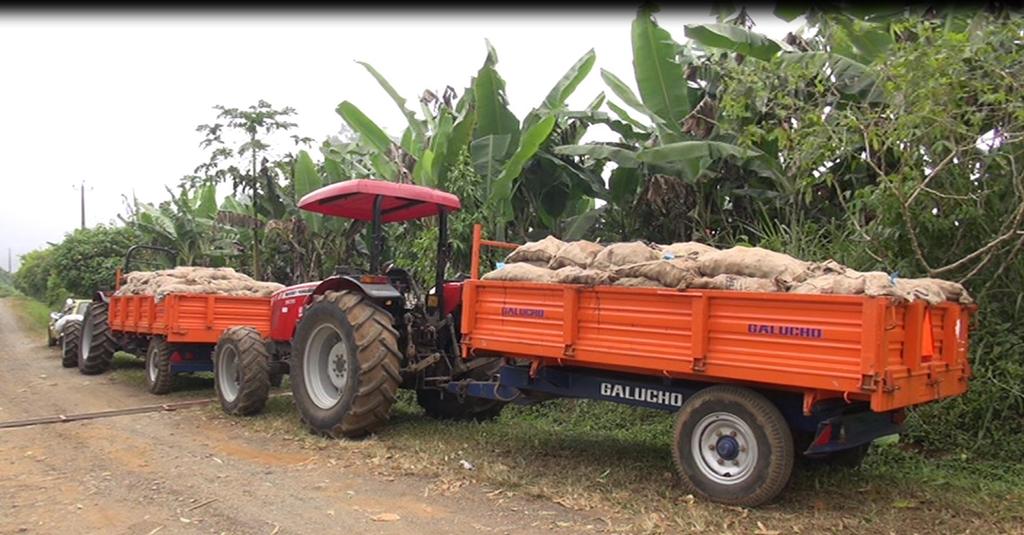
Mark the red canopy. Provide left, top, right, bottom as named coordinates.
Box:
left=297, top=179, right=461, bottom=223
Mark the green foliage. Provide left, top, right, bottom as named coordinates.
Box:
left=13, top=248, right=54, bottom=301
left=904, top=320, right=1024, bottom=459
left=14, top=224, right=139, bottom=306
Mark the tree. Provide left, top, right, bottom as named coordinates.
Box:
left=191, top=100, right=313, bottom=279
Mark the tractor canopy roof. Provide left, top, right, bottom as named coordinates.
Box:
left=297, top=179, right=461, bottom=223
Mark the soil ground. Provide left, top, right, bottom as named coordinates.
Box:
left=0, top=299, right=604, bottom=535
left=2, top=297, right=1022, bottom=534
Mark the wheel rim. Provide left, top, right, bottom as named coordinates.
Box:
left=691, top=411, right=759, bottom=485
left=304, top=323, right=350, bottom=410
left=147, top=345, right=159, bottom=383
left=218, top=345, right=240, bottom=402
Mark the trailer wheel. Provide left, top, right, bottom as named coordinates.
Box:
left=672, top=386, right=794, bottom=507
left=145, top=336, right=175, bottom=395
left=61, top=320, right=82, bottom=368
left=214, top=327, right=271, bottom=416
left=416, top=358, right=505, bottom=421
left=291, top=290, right=401, bottom=439
left=78, top=302, right=116, bottom=375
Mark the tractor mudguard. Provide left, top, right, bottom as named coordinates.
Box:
left=308, top=275, right=402, bottom=303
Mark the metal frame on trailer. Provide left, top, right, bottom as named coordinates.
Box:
left=447, top=364, right=902, bottom=456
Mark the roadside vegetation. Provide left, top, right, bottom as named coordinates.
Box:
left=202, top=392, right=1024, bottom=532
left=11, top=3, right=1024, bottom=522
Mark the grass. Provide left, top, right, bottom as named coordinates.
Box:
left=108, top=351, right=222, bottom=400
left=3, top=294, right=53, bottom=335
left=197, top=390, right=1024, bottom=534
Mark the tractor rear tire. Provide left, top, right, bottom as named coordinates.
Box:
left=214, top=327, right=271, bottom=416
left=291, top=290, right=402, bottom=439
left=417, top=358, right=506, bottom=421
left=145, top=336, right=175, bottom=395
left=61, top=320, right=82, bottom=368
left=78, top=302, right=116, bottom=375
left=672, top=385, right=794, bottom=507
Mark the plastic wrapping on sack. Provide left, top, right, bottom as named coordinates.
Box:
left=505, top=235, right=567, bottom=264
left=589, top=241, right=660, bottom=270
left=612, top=259, right=699, bottom=289
left=690, top=274, right=782, bottom=292
left=698, top=246, right=813, bottom=284
left=553, top=266, right=618, bottom=286
left=481, top=263, right=557, bottom=283
left=657, top=242, right=717, bottom=260
left=549, top=240, right=605, bottom=269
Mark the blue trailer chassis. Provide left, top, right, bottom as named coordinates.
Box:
left=446, top=364, right=901, bottom=456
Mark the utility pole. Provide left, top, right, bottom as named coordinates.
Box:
left=72, top=180, right=89, bottom=229
left=7, top=248, right=11, bottom=273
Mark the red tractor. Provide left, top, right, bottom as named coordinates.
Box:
left=217, top=180, right=502, bottom=433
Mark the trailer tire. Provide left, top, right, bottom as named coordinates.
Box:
left=61, top=320, right=82, bottom=368
left=78, top=302, right=116, bottom=375
left=291, top=290, right=401, bottom=439
left=672, top=386, right=793, bottom=507
left=145, top=336, right=175, bottom=395
left=416, top=358, right=505, bottom=421
left=214, top=327, right=271, bottom=416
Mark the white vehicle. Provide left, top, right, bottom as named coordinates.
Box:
left=48, top=298, right=90, bottom=346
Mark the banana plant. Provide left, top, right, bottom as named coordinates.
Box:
left=131, top=184, right=240, bottom=266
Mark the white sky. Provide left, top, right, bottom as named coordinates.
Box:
left=0, top=9, right=799, bottom=271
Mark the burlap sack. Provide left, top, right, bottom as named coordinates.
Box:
left=917, top=278, right=973, bottom=304
left=612, top=258, right=699, bottom=289
left=895, top=279, right=946, bottom=306
left=549, top=240, right=605, bottom=269
left=690, top=274, right=781, bottom=292
left=657, top=242, right=717, bottom=260
left=698, top=246, right=814, bottom=283
left=481, top=263, right=557, bottom=283
left=612, top=277, right=666, bottom=288
left=505, top=235, right=567, bottom=264
left=553, top=266, right=617, bottom=286
left=789, top=273, right=866, bottom=295
left=589, top=241, right=660, bottom=270
left=116, top=265, right=282, bottom=301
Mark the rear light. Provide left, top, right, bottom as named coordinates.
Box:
left=359, top=275, right=389, bottom=285
left=813, top=423, right=833, bottom=447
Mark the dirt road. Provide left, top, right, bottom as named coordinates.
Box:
left=0, top=299, right=603, bottom=535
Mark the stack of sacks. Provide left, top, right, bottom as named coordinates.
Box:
left=482, top=236, right=973, bottom=305
left=116, top=266, right=285, bottom=302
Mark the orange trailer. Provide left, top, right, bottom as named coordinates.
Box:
left=452, top=225, right=974, bottom=505
left=461, top=270, right=971, bottom=415
left=107, top=293, right=272, bottom=345
left=76, top=247, right=280, bottom=411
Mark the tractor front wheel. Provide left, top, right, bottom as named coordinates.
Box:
left=61, top=320, right=82, bottom=368
left=291, top=290, right=401, bottom=439
left=145, top=336, right=175, bottom=395
left=214, top=327, right=271, bottom=416
left=78, top=302, right=115, bottom=375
